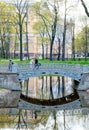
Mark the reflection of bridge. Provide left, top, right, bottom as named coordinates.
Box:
left=0, top=63, right=89, bottom=111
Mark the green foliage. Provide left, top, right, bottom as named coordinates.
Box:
left=1, top=58, right=89, bottom=65
left=33, top=20, right=49, bottom=45
left=0, top=2, right=16, bottom=34
left=75, top=26, right=89, bottom=54
left=0, top=1, right=18, bottom=59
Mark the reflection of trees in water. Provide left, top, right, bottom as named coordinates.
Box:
left=50, top=76, right=54, bottom=99
left=40, top=76, right=63, bottom=99
left=41, top=76, right=44, bottom=99
left=0, top=108, right=89, bottom=129
left=58, top=76, right=60, bottom=97
left=53, top=111, right=57, bottom=130
left=15, top=110, right=28, bottom=129
left=62, top=77, right=65, bottom=97
left=47, top=76, right=66, bottom=99
left=21, top=75, right=76, bottom=100
left=25, top=79, right=29, bottom=96
left=14, top=109, right=51, bottom=130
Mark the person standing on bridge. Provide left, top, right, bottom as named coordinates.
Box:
left=30, top=59, right=35, bottom=70
left=8, top=60, right=13, bottom=71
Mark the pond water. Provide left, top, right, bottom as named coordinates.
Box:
left=0, top=75, right=89, bottom=130
left=21, top=75, right=79, bottom=100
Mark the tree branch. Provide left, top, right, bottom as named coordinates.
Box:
left=37, top=13, right=51, bottom=40
left=81, top=0, right=89, bottom=17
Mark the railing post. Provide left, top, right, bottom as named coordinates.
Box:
left=12, top=64, right=18, bottom=73
left=83, top=65, right=89, bottom=73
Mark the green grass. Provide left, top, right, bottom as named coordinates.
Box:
left=0, top=88, right=3, bottom=91
left=0, top=58, right=89, bottom=65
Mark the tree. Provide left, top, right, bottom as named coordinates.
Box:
left=57, top=38, right=61, bottom=60
left=13, top=0, right=29, bottom=61
left=61, top=0, right=76, bottom=61
left=70, top=19, right=75, bottom=60
left=62, top=0, right=67, bottom=61
left=32, top=0, right=59, bottom=60
left=33, top=20, right=49, bottom=59
left=75, top=26, right=89, bottom=59
left=25, top=7, right=29, bottom=60
left=0, top=2, right=16, bottom=59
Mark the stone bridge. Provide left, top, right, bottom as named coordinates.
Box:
left=0, top=63, right=89, bottom=111
left=0, top=63, right=89, bottom=90
left=15, top=63, right=84, bottom=81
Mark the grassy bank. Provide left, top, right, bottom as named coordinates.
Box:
left=0, top=58, right=89, bottom=65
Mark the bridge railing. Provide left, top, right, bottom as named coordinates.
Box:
left=0, top=63, right=88, bottom=73
left=16, top=63, right=83, bottom=73
left=0, top=64, right=8, bottom=72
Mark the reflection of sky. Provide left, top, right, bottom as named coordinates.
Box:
left=34, top=111, right=88, bottom=130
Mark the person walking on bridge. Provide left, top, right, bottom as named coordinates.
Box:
left=34, top=58, right=41, bottom=69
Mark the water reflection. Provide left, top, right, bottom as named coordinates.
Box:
left=0, top=75, right=89, bottom=129
left=21, top=75, right=78, bottom=100
left=0, top=108, right=89, bottom=130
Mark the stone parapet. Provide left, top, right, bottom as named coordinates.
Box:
left=0, top=90, right=21, bottom=108
left=77, top=73, right=89, bottom=90
left=0, top=73, right=21, bottom=90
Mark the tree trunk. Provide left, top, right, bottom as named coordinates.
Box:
left=62, top=0, right=67, bottom=61
left=46, top=44, right=48, bottom=59
left=26, top=11, right=29, bottom=60
left=85, top=26, right=88, bottom=61
left=19, top=24, right=23, bottom=61
left=42, top=43, right=44, bottom=59
left=72, top=23, right=75, bottom=61
left=50, top=6, right=58, bottom=61
left=62, top=32, right=66, bottom=61
left=1, top=38, right=5, bottom=58
left=50, top=41, right=53, bottom=60
left=57, top=38, right=61, bottom=60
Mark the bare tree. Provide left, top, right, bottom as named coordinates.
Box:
left=70, top=20, right=75, bottom=60
left=62, top=0, right=67, bottom=61
left=14, top=0, right=29, bottom=61
left=25, top=6, right=30, bottom=60
left=33, top=0, right=59, bottom=60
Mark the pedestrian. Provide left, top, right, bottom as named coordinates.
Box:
left=30, top=59, right=34, bottom=70
left=8, top=60, right=13, bottom=71
left=35, top=58, right=41, bottom=69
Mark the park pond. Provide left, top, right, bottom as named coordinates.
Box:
left=0, top=75, right=89, bottom=130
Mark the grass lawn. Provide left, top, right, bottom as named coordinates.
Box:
left=0, top=58, right=89, bottom=65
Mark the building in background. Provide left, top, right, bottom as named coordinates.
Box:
left=1, top=0, right=72, bottom=59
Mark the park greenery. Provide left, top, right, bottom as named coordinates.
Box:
left=1, top=58, right=89, bottom=65
left=0, top=0, right=89, bottom=63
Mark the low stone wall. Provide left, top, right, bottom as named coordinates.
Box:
left=0, top=73, right=21, bottom=90
left=0, top=90, right=21, bottom=107
left=78, top=73, right=89, bottom=90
